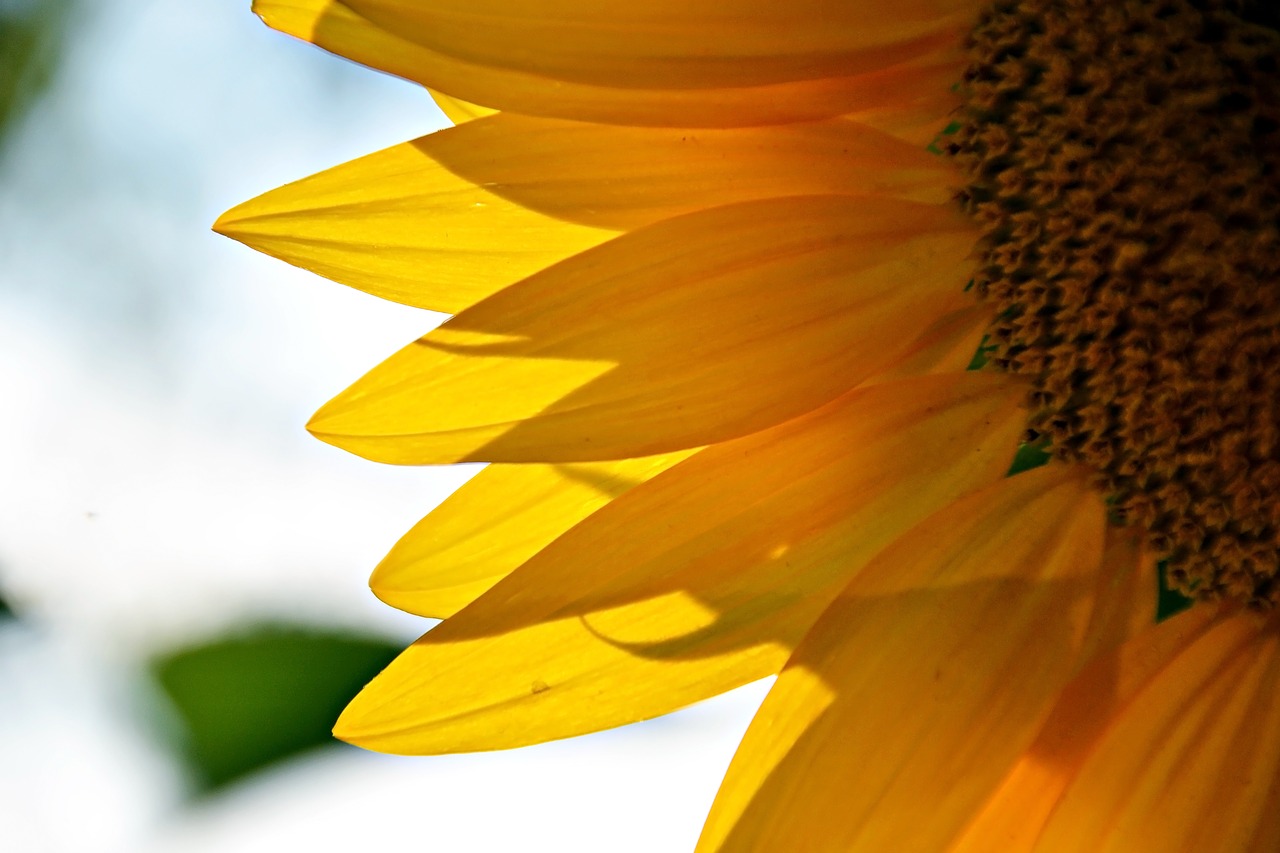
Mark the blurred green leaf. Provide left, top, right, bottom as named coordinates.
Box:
left=0, top=591, right=14, bottom=621
left=0, top=0, right=72, bottom=144
left=151, top=625, right=401, bottom=793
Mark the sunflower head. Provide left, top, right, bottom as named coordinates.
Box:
left=952, top=0, right=1280, bottom=608
left=219, top=0, right=1280, bottom=849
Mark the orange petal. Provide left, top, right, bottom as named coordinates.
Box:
left=951, top=604, right=1221, bottom=851
left=254, top=0, right=977, bottom=127
left=1031, top=611, right=1280, bottom=853
left=698, top=464, right=1109, bottom=852
left=866, top=303, right=988, bottom=383
left=1077, top=527, right=1159, bottom=663
left=371, top=452, right=693, bottom=619
left=333, top=372, right=1026, bottom=754
left=845, top=49, right=968, bottom=145
left=308, top=195, right=977, bottom=464
left=407, top=114, right=956, bottom=231
left=342, top=0, right=978, bottom=88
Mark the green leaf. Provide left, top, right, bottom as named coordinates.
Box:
left=151, top=625, right=401, bottom=793
left=0, top=0, right=73, bottom=146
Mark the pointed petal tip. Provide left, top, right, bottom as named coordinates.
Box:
left=332, top=687, right=407, bottom=754
left=249, top=0, right=286, bottom=28
left=303, top=411, right=360, bottom=457
left=305, top=406, right=378, bottom=451
left=304, top=422, right=367, bottom=462
left=367, top=560, right=455, bottom=618
left=330, top=717, right=357, bottom=747
left=303, top=418, right=334, bottom=446
left=367, top=569, right=443, bottom=618
left=304, top=403, right=352, bottom=445
left=368, top=584, right=418, bottom=617
left=331, top=705, right=378, bottom=752
left=210, top=201, right=262, bottom=246
left=333, top=680, right=482, bottom=757
left=210, top=208, right=238, bottom=239
left=305, top=414, right=463, bottom=467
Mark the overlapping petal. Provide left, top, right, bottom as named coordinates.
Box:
left=307, top=195, right=978, bottom=464
left=253, top=0, right=975, bottom=127
left=371, top=452, right=694, bottom=619
left=951, top=604, right=1221, bottom=851
left=866, top=303, right=988, bottom=382
left=340, top=0, right=978, bottom=86
left=697, top=465, right=1108, bottom=852
left=333, top=372, right=1027, bottom=753
left=214, top=114, right=954, bottom=313
left=372, top=301, right=991, bottom=620
left=213, top=130, right=607, bottom=315
left=1076, top=529, right=1159, bottom=662
left=1031, top=612, right=1280, bottom=852
left=428, top=89, right=495, bottom=124
left=221, top=3, right=1272, bottom=849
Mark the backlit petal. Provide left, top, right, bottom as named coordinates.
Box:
left=866, top=303, right=988, bottom=382
left=214, top=115, right=954, bottom=313
left=342, top=0, right=979, bottom=87
left=334, top=373, right=1026, bottom=753
left=428, top=89, right=496, bottom=124
left=698, top=464, right=1108, bottom=852
left=951, top=605, right=1221, bottom=852
left=1077, top=528, right=1159, bottom=663
left=308, top=195, right=978, bottom=464
left=1032, top=612, right=1280, bottom=853
left=371, top=452, right=694, bottom=619
left=214, top=126, right=608, bottom=314
left=847, top=50, right=966, bottom=145
left=253, top=0, right=974, bottom=127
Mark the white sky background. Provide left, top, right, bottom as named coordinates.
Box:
left=0, top=1, right=770, bottom=850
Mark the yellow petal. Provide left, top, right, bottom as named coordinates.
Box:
left=412, top=115, right=956, bottom=231
left=371, top=452, right=694, bottom=619
left=952, top=604, right=1221, bottom=852
left=253, top=0, right=977, bottom=127
left=698, top=464, right=1108, bottom=853
left=342, top=0, right=978, bottom=88
left=214, top=125, right=609, bottom=314
left=308, top=195, right=977, bottom=464
left=215, top=114, right=955, bottom=313
left=334, top=372, right=1027, bottom=753
left=428, top=89, right=496, bottom=124
left=1032, top=611, right=1280, bottom=853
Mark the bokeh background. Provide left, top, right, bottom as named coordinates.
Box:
left=0, top=1, right=770, bottom=849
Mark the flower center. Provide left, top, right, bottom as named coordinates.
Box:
left=950, top=0, right=1280, bottom=608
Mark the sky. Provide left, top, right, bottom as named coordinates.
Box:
left=0, top=1, right=770, bottom=849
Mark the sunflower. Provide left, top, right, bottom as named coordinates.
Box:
left=215, top=0, right=1280, bottom=849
